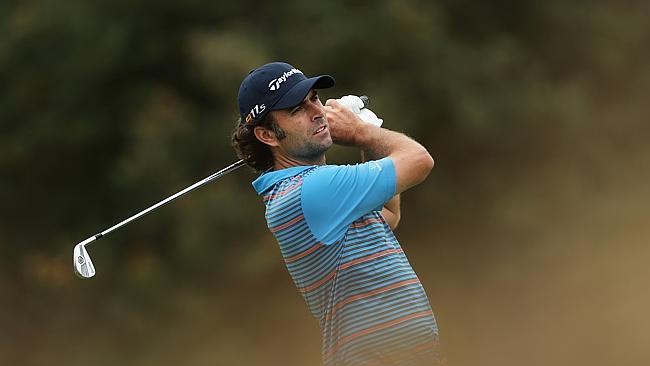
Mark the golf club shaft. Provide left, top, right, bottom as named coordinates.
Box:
left=79, top=159, right=246, bottom=247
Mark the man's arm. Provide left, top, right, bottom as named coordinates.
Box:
left=381, top=194, right=401, bottom=229
left=325, top=99, right=434, bottom=195
left=360, top=151, right=401, bottom=229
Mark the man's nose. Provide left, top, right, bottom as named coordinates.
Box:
left=308, top=101, right=325, bottom=122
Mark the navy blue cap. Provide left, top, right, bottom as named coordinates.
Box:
left=237, top=62, right=335, bottom=125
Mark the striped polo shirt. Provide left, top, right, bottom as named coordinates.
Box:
left=252, top=158, right=440, bottom=365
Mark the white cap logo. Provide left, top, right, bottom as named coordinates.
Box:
left=268, top=68, right=303, bottom=91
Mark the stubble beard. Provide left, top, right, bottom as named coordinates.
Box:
left=287, top=134, right=332, bottom=163
left=296, top=139, right=331, bottom=162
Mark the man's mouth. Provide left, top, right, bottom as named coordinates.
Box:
left=314, top=125, right=327, bottom=135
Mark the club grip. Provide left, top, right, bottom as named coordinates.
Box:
left=360, top=95, right=370, bottom=109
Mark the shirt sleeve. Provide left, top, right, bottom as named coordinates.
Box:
left=301, top=157, right=397, bottom=245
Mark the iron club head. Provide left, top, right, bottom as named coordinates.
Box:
left=73, top=243, right=96, bottom=279
left=71, top=159, right=245, bottom=279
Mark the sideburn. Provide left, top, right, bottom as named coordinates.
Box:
left=271, top=121, right=286, bottom=140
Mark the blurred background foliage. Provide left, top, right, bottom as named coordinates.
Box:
left=1, top=0, right=649, bottom=365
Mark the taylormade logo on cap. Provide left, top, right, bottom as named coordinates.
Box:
left=268, top=68, right=303, bottom=91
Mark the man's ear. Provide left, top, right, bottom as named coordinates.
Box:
left=253, top=126, right=281, bottom=147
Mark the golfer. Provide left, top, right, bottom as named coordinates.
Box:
left=232, top=62, right=441, bottom=365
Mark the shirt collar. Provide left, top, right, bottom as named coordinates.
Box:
left=251, top=165, right=315, bottom=195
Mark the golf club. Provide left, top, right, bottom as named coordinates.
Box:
left=73, top=95, right=372, bottom=279
left=73, top=159, right=245, bottom=279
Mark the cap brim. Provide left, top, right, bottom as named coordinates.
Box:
left=272, top=75, right=335, bottom=110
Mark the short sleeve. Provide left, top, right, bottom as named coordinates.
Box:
left=301, top=157, right=396, bottom=245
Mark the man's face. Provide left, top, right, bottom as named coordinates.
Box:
left=269, top=90, right=332, bottom=162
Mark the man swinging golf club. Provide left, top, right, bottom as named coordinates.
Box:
left=231, top=62, right=442, bottom=365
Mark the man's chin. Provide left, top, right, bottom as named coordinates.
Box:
left=323, top=136, right=333, bottom=149
left=299, top=141, right=332, bottom=162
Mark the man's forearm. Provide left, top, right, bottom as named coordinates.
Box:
left=353, top=124, right=434, bottom=194
left=353, top=125, right=415, bottom=160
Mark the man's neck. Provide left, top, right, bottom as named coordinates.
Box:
left=273, top=154, right=326, bottom=170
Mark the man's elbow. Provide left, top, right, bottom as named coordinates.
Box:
left=392, top=146, right=435, bottom=192
left=417, top=147, right=434, bottom=178
left=423, top=150, right=434, bottom=171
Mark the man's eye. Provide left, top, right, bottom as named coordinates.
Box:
left=290, top=106, right=302, bottom=115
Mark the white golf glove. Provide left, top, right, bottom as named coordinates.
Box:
left=336, top=95, right=383, bottom=127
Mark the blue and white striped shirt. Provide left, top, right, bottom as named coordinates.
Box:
left=252, top=158, right=440, bottom=365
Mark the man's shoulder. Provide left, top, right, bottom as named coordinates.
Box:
left=251, top=165, right=314, bottom=195
left=256, top=158, right=394, bottom=195
left=304, top=158, right=393, bottom=180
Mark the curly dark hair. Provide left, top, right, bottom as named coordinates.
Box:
left=231, top=113, right=286, bottom=173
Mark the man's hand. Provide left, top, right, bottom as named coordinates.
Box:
left=324, top=99, right=372, bottom=146
left=326, top=99, right=434, bottom=195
